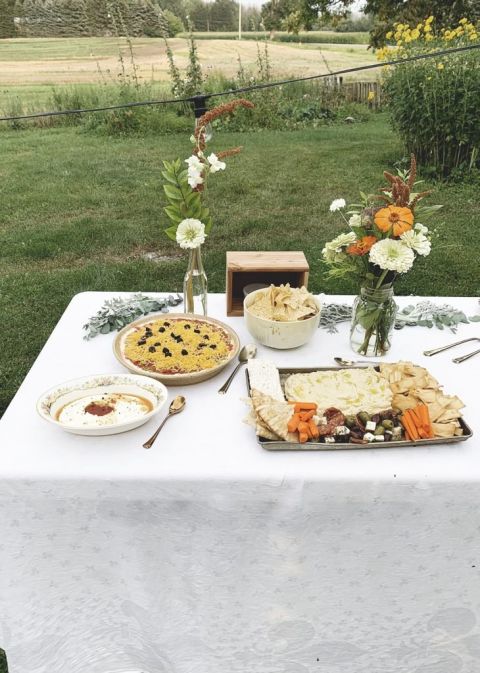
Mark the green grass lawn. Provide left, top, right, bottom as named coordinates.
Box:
left=1, top=115, right=477, bottom=415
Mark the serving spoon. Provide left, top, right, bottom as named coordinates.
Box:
left=334, top=357, right=382, bottom=367
left=218, top=344, right=257, bottom=394
left=143, top=395, right=186, bottom=449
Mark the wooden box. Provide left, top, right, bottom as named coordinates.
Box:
left=226, top=251, right=309, bottom=316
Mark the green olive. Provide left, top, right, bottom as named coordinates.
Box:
left=345, top=415, right=357, bottom=428
left=357, top=411, right=370, bottom=425
left=382, top=419, right=394, bottom=431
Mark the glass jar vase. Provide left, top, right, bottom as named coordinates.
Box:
left=183, top=246, right=208, bottom=316
left=350, top=284, right=397, bottom=357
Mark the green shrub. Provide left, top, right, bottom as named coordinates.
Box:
left=0, top=648, right=7, bottom=673
left=178, top=30, right=369, bottom=44
left=163, top=9, right=184, bottom=36
left=378, top=17, right=480, bottom=176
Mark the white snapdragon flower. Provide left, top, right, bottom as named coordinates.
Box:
left=207, top=153, right=226, bottom=173
left=187, top=170, right=204, bottom=189
left=185, top=155, right=205, bottom=188
left=329, top=198, right=346, bottom=212
left=322, top=232, right=357, bottom=263
left=369, top=239, right=414, bottom=273
left=400, top=230, right=431, bottom=256
left=349, top=213, right=363, bottom=228
left=176, top=219, right=206, bottom=249
left=185, top=155, right=203, bottom=170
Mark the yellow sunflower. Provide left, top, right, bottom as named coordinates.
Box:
left=374, top=205, right=414, bottom=237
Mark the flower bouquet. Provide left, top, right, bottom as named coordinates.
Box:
left=162, top=98, right=253, bottom=315
left=322, top=156, right=441, bottom=356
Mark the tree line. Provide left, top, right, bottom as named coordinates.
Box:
left=0, top=0, right=478, bottom=42
left=0, top=0, right=261, bottom=38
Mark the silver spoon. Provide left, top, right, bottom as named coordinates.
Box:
left=334, top=357, right=381, bottom=367
left=143, top=395, right=186, bottom=449
left=218, top=344, right=257, bottom=394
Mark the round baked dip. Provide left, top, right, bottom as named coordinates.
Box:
left=123, top=317, right=235, bottom=375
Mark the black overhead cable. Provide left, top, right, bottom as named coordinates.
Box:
left=0, top=43, right=478, bottom=123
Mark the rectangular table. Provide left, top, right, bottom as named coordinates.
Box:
left=1, top=292, right=479, bottom=673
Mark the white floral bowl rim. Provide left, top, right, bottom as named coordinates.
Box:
left=36, top=373, right=168, bottom=432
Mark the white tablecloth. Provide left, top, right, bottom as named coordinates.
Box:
left=1, top=292, right=480, bottom=673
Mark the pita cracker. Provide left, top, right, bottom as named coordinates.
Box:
left=251, top=390, right=298, bottom=443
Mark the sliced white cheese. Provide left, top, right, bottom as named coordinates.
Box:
left=247, top=359, right=284, bottom=401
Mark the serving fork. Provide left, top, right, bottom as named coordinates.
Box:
left=423, top=337, right=480, bottom=363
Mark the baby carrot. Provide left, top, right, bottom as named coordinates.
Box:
left=294, top=402, right=317, bottom=412
left=299, top=410, right=315, bottom=422
left=298, top=432, right=309, bottom=444
left=402, top=410, right=419, bottom=440
left=298, top=421, right=311, bottom=437
left=287, top=413, right=301, bottom=433
left=307, top=419, right=320, bottom=439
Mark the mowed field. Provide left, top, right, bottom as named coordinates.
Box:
left=0, top=36, right=376, bottom=92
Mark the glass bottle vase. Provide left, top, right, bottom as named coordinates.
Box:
left=183, top=246, right=208, bottom=316
left=350, top=284, right=397, bottom=357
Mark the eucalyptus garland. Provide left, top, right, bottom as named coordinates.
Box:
left=83, top=293, right=182, bottom=340
left=320, top=300, right=480, bottom=334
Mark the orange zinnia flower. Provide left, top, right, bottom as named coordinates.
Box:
left=347, top=235, right=378, bottom=256
left=374, top=205, right=414, bottom=236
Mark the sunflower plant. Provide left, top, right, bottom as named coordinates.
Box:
left=376, top=16, right=480, bottom=176
left=322, top=155, right=442, bottom=356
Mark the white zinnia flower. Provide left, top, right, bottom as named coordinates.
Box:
left=329, top=198, right=346, bottom=212
left=414, top=222, right=429, bottom=235
left=322, top=232, right=356, bottom=262
left=369, top=239, right=415, bottom=273
left=207, top=153, right=226, bottom=173
left=176, top=219, right=206, bottom=249
left=400, top=230, right=431, bottom=256
left=349, top=213, right=362, bottom=228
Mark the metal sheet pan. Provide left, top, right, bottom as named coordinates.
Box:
left=246, top=366, right=473, bottom=451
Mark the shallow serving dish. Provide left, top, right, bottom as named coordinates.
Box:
left=246, top=366, right=473, bottom=451
left=244, top=289, right=322, bottom=350
left=113, top=313, right=240, bottom=386
left=37, top=374, right=168, bottom=436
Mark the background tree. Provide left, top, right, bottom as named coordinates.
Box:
left=0, top=0, right=15, bottom=37
left=261, top=0, right=298, bottom=31
left=364, top=0, right=480, bottom=46
left=155, top=0, right=187, bottom=26
left=209, top=0, right=237, bottom=31
left=162, top=7, right=184, bottom=34
left=242, top=5, right=262, bottom=31
left=307, top=0, right=480, bottom=45
left=187, top=0, right=210, bottom=30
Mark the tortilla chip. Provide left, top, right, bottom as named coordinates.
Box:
left=248, top=284, right=318, bottom=322
left=381, top=361, right=464, bottom=440
left=431, top=421, right=459, bottom=438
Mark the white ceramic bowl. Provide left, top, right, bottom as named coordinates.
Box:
left=244, top=289, right=322, bottom=350
left=37, top=374, right=168, bottom=436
